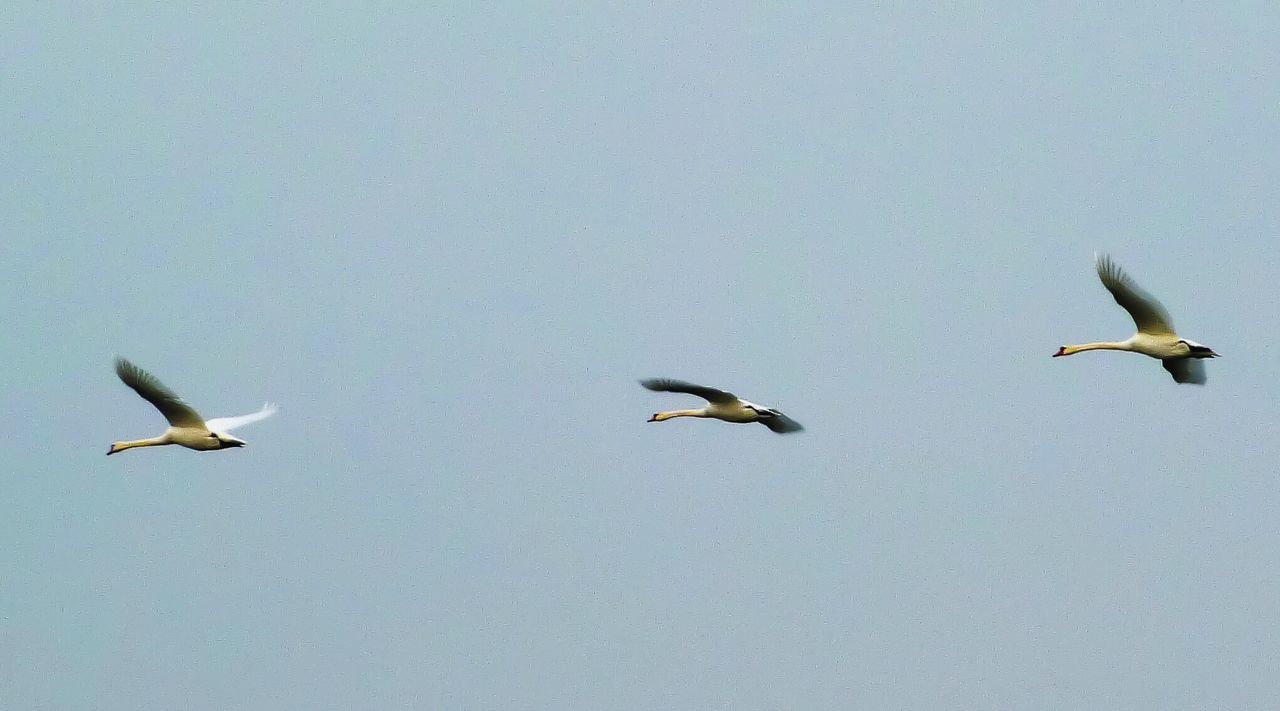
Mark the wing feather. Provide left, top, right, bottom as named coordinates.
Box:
left=1095, top=253, right=1176, bottom=335
left=205, top=402, right=278, bottom=433
left=639, top=378, right=738, bottom=404
left=114, top=357, right=206, bottom=428
left=760, top=412, right=804, bottom=433
left=1162, top=359, right=1207, bottom=385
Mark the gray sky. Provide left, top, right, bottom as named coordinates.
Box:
left=3, top=4, right=1280, bottom=709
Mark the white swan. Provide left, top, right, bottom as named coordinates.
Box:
left=107, top=357, right=277, bottom=455
left=640, top=378, right=803, bottom=433
left=1053, top=253, right=1219, bottom=384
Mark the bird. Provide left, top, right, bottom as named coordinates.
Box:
left=107, top=357, right=277, bottom=455
left=1053, top=253, right=1219, bottom=384
left=639, top=378, right=803, bottom=433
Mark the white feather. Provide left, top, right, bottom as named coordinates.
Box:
left=206, top=402, right=279, bottom=434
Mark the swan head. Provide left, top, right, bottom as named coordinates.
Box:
left=647, top=413, right=662, bottom=422
left=1052, top=346, right=1068, bottom=357
left=106, top=442, right=122, bottom=455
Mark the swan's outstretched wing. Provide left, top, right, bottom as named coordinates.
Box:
left=639, top=378, right=738, bottom=404
left=1162, top=359, right=1207, bottom=385
left=760, top=411, right=804, bottom=434
left=206, top=403, right=278, bottom=433
left=115, top=357, right=206, bottom=428
left=1095, top=253, right=1175, bottom=335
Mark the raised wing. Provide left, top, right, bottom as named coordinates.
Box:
left=205, top=402, right=278, bottom=433
left=114, top=357, right=206, bottom=428
left=760, top=411, right=804, bottom=434
left=639, top=378, right=738, bottom=404
left=1162, top=359, right=1207, bottom=385
left=1095, top=253, right=1175, bottom=336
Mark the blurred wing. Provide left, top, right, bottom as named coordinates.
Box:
left=639, top=378, right=738, bottom=404
left=206, top=402, right=278, bottom=433
left=1162, top=359, right=1207, bottom=385
left=115, top=357, right=205, bottom=428
left=760, top=411, right=804, bottom=434
left=1095, top=253, right=1175, bottom=335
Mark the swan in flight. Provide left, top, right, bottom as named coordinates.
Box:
left=1053, top=253, right=1219, bottom=384
left=107, top=357, right=277, bottom=455
left=640, top=378, right=803, bottom=433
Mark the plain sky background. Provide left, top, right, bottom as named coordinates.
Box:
left=3, top=4, right=1280, bottom=709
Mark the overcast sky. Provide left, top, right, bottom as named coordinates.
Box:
left=3, top=4, right=1280, bottom=709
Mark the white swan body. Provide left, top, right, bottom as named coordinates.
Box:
left=1054, top=254, right=1218, bottom=384
left=108, top=357, right=277, bottom=455
left=640, top=378, right=803, bottom=434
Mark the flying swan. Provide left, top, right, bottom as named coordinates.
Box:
left=1053, top=253, right=1219, bottom=384
left=107, top=357, right=277, bottom=455
left=640, top=378, right=803, bottom=433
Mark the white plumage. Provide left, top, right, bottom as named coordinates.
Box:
left=1053, top=254, right=1218, bottom=384
left=640, top=378, right=803, bottom=433
left=107, top=357, right=277, bottom=455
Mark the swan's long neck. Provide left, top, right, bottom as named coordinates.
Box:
left=107, top=435, right=169, bottom=455
left=653, top=409, right=708, bottom=421
left=1059, top=341, right=1132, bottom=356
